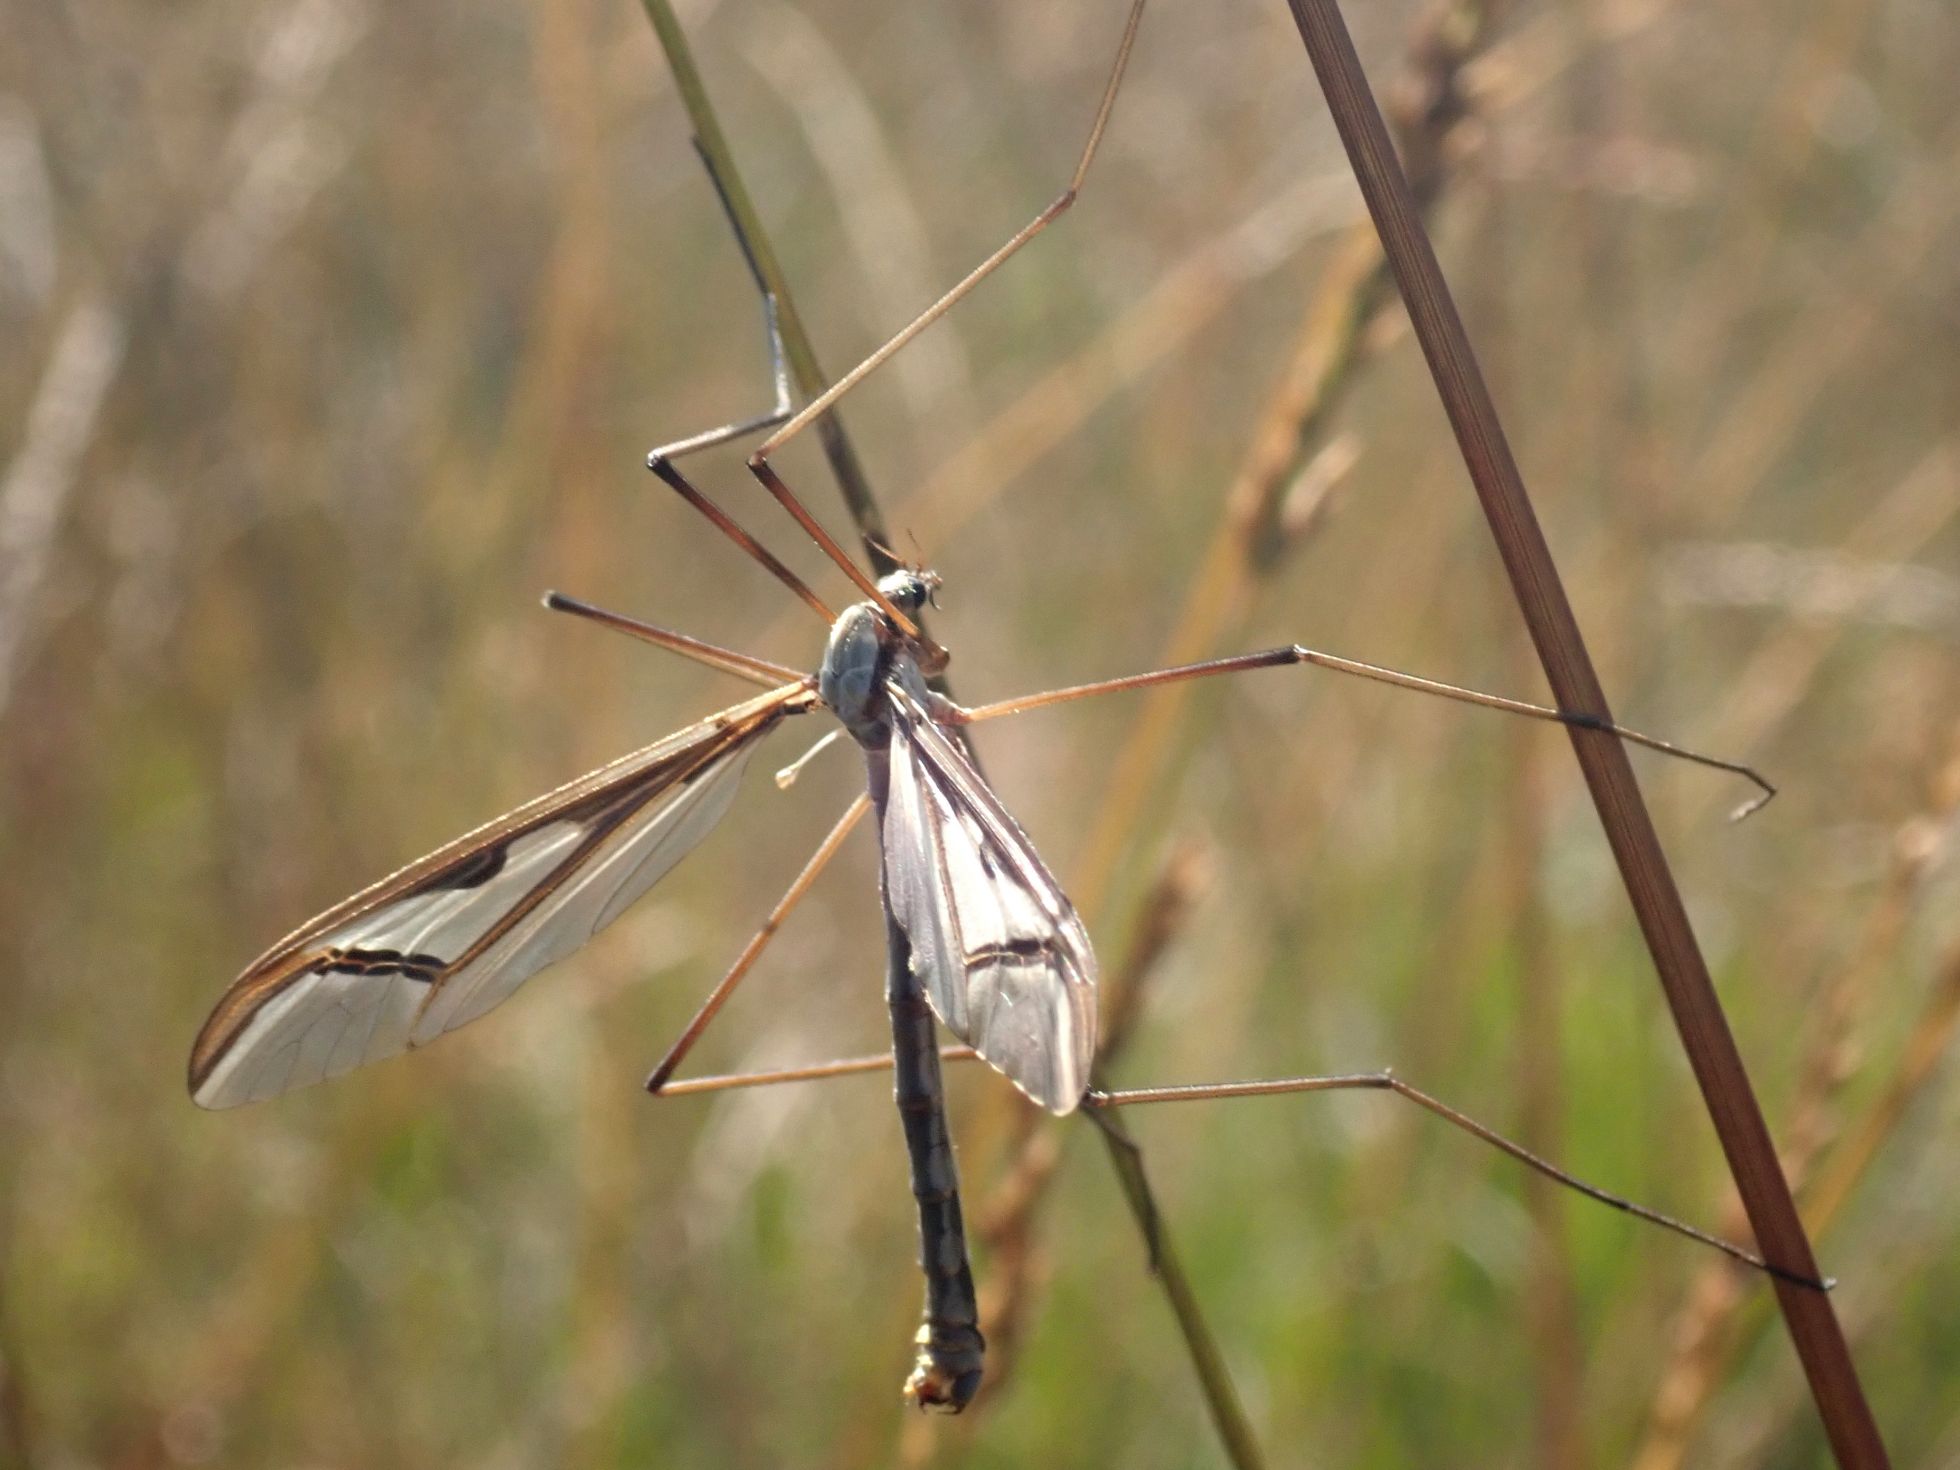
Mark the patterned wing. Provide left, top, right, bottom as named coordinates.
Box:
left=880, top=695, right=1097, bottom=1114
left=189, top=682, right=811, bottom=1108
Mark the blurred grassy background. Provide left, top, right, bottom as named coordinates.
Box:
left=4, top=0, right=1958, bottom=1463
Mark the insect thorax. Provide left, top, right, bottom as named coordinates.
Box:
left=819, top=597, right=931, bottom=746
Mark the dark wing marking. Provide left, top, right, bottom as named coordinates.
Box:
left=881, top=690, right=1097, bottom=1114
left=189, top=682, right=814, bottom=1109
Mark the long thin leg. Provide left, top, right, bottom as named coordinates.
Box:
left=751, top=0, right=1144, bottom=463
left=653, top=1046, right=1821, bottom=1289
left=645, top=139, right=795, bottom=464
left=644, top=795, right=869, bottom=1093
left=749, top=459, right=934, bottom=648
left=941, top=645, right=1775, bottom=820
left=542, top=590, right=805, bottom=688
left=647, top=294, right=792, bottom=462
left=739, top=0, right=1151, bottom=650
left=637, top=141, right=837, bottom=622
left=1087, top=1073, right=1829, bottom=1291
left=646, top=455, right=836, bottom=625
left=653, top=1045, right=977, bottom=1097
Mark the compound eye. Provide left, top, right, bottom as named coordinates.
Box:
left=874, top=566, right=938, bottom=615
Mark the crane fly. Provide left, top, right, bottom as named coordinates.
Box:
left=190, top=0, right=1808, bottom=1415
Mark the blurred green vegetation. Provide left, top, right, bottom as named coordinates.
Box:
left=3, top=0, right=1958, bottom=1465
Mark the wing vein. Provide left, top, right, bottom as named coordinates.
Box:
left=878, top=689, right=1097, bottom=1114
left=190, top=681, right=812, bottom=1107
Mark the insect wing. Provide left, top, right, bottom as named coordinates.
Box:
left=189, top=683, right=810, bottom=1109
left=881, top=695, right=1096, bottom=1114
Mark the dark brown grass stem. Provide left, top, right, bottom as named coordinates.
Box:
left=1278, top=1, right=1887, bottom=1464
left=1633, top=734, right=1960, bottom=1470
left=1635, top=936, right=1960, bottom=1470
